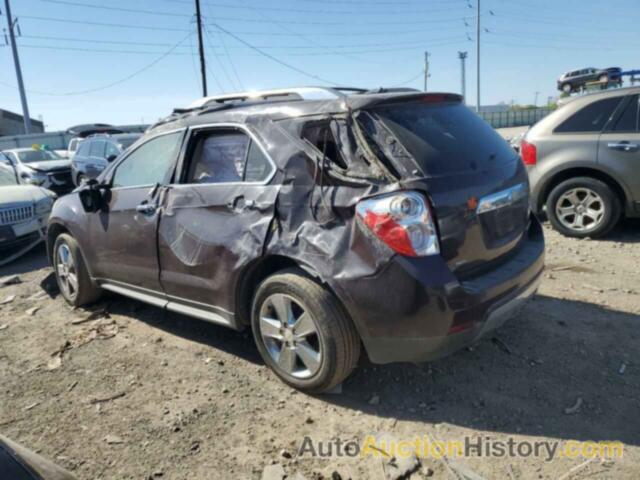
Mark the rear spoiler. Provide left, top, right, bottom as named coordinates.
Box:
left=345, top=92, right=463, bottom=111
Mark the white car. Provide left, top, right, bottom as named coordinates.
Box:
left=1, top=147, right=74, bottom=196
left=0, top=163, right=56, bottom=263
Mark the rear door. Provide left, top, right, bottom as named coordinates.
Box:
left=157, top=124, right=277, bottom=324
left=599, top=94, right=640, bottom=203
left=86, top=130, right=185, bottom=293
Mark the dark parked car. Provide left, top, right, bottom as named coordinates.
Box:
left=71, top=133, right=141, bottom=185
left=524, top=87, right=640, bottom=238
left=557, top=67, right=622, bottom=94
left=47, top=87, right=545, bottom=393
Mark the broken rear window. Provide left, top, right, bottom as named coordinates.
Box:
left=370, top=101, right=516, bottom=176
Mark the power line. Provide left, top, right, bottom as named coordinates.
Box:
left=36, top=0, right=474, bottom=27
left=157, top=0, right=472, bottom=16
left=202, top=26, right=241, bottom=91
left=0, top=33, right=194, bottom=96
left=20, top=14, right=471, bottom=37
left=209, top=23, right=339, bottom=85
left=21, top=15, right=190, bottom=32
left=204, top=3, right=244, bottom=90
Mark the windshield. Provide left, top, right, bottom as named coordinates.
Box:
left=17, top=149, right=63, bottom=163
left=371, top=101, right=516, bottom=176
left=0, top=167, right=18, bottom=186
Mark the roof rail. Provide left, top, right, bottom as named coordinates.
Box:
left=185, top=86, right=366, bottom=109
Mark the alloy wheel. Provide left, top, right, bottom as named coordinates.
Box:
left=555, top=188, right=605, bottom=232
left=258, top=293, right=322, bottom=379
left=56, top=243, right=79, bottom=299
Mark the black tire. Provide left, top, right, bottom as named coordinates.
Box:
left=251, top=270, right=361, bottom=393
left=546, top=177, right=621, bottom=238
left=562, top=83, right=572, bottom=93
left=53, top=233, right=102, bottom=307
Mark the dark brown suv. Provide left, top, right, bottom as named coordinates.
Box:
left=47, top=87, right=545, bottom=393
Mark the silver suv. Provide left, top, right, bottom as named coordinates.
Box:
left=525, top=87, right=640, bottom=238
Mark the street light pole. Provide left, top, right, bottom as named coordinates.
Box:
left=3, top=0, right=32, bottom=134
left=476, top=0, right=481, bottom=113
left=458, top=51, right=468, bottom=102
left=423, top=51, right=430, bottom=92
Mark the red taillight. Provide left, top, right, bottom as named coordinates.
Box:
left=356, top=191, right=440, bottom=257
left=363, top=211, right=416, bottom=256
left=521, top=140, right=537, bottom=166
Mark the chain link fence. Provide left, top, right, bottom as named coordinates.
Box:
left=479, top=108, right=554, bottom=128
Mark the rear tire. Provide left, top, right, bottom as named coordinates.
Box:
left=546, top=177, right=621, bottom=238
left=53, top=233, right=102, bottom=307
left=251, top=270, right=360, bottom=393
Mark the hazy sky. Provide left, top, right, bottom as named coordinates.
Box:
left=1, top=0, right=638, bottom=131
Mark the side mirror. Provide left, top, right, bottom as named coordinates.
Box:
left=106, top=154, right=118, bottom=163
left=78, top=181, right=106, bottom=213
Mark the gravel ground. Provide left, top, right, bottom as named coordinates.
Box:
left=0, top=221, right=639, bottom=480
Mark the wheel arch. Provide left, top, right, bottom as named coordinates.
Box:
left=235, top=255, right=332, bottom=327
left=46, top=221, right=95, bottom=278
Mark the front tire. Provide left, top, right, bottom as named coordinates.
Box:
left=562, top=83, right=572, bottom=93
left=53, top=233, right=102, bottom=307
left=546, top=177, right=621, bottom=238
left=251, top=270, right=360, bottom=393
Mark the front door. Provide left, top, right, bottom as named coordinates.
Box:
left=87, top=130, right=185, bottom=292
left=158, top=125, right=278, bottom=322
left=599, top=94, right=640, bottom=205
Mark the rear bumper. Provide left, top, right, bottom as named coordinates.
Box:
left=336, top=217, right=545, bottom=364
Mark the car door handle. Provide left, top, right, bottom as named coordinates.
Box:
left=607, top=142, right=639, bottom=152
left=227, top=196, right=256, bottom=211
left=136, top=203, right=156, bottom=215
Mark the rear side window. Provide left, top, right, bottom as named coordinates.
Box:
left=185, top=130, right=272, bottom=184
left=89, top=140, right=106, bottom=158
left=555, top=97, right=622, bottom=133
left=611, top=95, right=639, bottom=132
left=371, top=101, right=516, bottom=175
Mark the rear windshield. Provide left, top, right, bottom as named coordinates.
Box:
left=371, top=101, right=516, bottom=176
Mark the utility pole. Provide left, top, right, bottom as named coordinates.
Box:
left=194, top=0, right=208, bottom=97
left=533, top=91, right=540, bottom=107
left=476, top=0, right=481, bottom=113
left=423, top=51, right=430, bottom=92
left=458, top=51, right=468, bottom=102
left=3, top=0, right=31, bottom=134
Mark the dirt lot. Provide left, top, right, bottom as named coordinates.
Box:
left=0, top=221, right=639, bottom=480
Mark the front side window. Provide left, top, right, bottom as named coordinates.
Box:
left=555, top=97, right=623, bottom=133
left=185, top=130, right=272, bottom=184
left=112, top=131, right=183, bottom=188
left=611, top=95, right=639, bottom=133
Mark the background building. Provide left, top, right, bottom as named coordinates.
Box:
left=0, top=108, right=44, bottom=136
